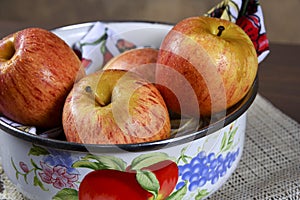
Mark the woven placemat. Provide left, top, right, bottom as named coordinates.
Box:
left=0, top=94, right=299, bottom=200
left=209, top=94, right=300, bottom=199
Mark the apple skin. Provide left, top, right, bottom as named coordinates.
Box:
left=103, top=47, right=158, bottom=70
left=0, top=28, right=85, bottom=128
left=103, top=47, right=158, bottom=82
left=156, top=16, right=258, bottom=116
left=62, top=69, right=171, bottom=144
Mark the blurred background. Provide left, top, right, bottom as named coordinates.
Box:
left=0, top=0, right=299, bottom=44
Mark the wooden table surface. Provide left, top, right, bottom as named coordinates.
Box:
left=0, top=22, right=299, bottom=123
left=258, top=43, right=300, bottom=123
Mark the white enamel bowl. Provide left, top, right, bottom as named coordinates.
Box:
left=0, top=21, right=258, bottom=200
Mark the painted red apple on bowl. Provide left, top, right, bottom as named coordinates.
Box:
left=78, top=159, right=178, bottom=200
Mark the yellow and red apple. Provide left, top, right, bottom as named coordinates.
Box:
left=156, top=16, right=258, bottom=117
left=62, top=69, right=171, bottom=144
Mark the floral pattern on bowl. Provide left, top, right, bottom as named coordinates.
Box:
left=10, top=118, right=244, bottom=200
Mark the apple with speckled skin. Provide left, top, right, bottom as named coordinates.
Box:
left=62, top=69, right=170, bottom=144
left=103, top=47, right=158, bottom=82
left=156, top=16, right=258, bottom=116
left=0, top=28, right=85, bottom=128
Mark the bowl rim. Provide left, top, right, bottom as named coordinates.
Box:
left=0, top=21, right=258, bottom=153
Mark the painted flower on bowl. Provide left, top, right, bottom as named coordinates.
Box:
left=38, top=162, right=79, bottom=190
left=43, top=149, right=79, bottom=174
left=11, top=144, right=80, bottom=192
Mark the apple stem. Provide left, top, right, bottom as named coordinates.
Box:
left=217, top=26, right=225, bottom=37
left=85, top=86, right=106, bottom=106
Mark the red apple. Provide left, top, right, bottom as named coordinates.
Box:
left=127, top=159, right=179, bottom=200
left=79, top=160, right=178, bottom=200
left=79, top=169, right=149, bottom=200
left=62, top=69, right=171, bottom=144
left=103, top=47, right=158, bottom=82
left=0, top=28, right=85, bottom=128
left=144, top=160, right=178, bottom=200
left=156, top=16, right=258, bottom=116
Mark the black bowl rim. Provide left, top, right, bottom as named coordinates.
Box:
left=0, top=21, right=258, bottom=153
